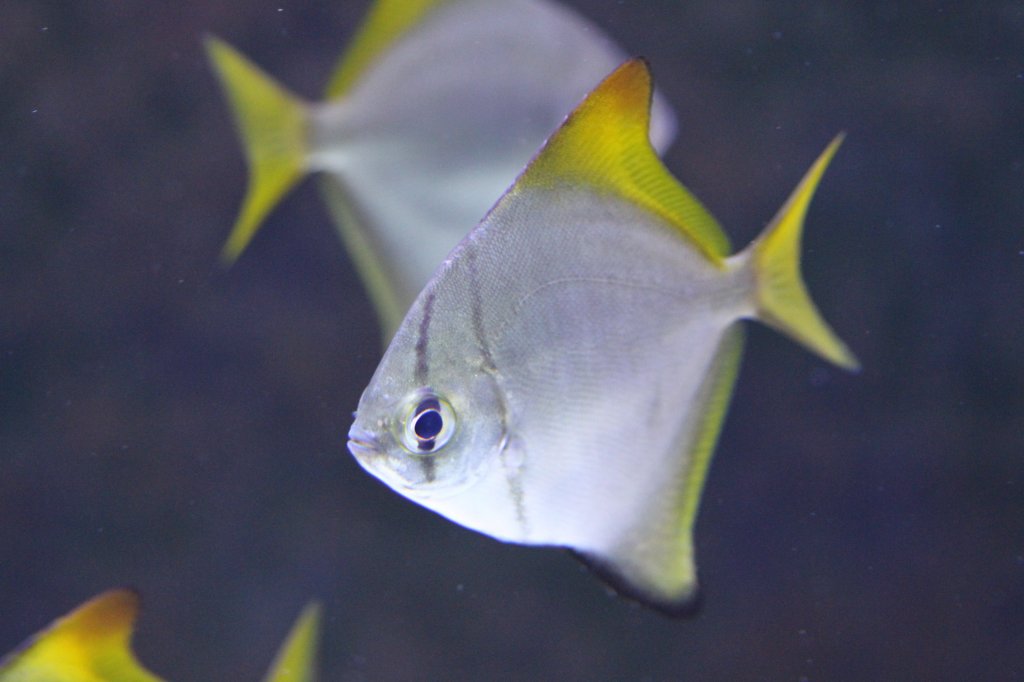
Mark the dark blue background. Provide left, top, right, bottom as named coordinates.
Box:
left=2, top=1, right=1022, bottom=679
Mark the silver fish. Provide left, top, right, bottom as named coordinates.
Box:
left=347, top=59, right=858, bottom=614
left=207, top=0, right=676, bottom=340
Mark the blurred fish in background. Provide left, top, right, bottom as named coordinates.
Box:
left=260, top=602, right=320, bottom=682
left=348, top=60, right=857, bottom=614
left=0, top=591, right=321, bottom=682
left=207, top=0, right=676, bottom=340
left=0, top=590, right=163, bottom=682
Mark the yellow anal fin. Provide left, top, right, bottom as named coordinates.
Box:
left=521, top=58, right=731, bottom=263
left=325, top=0, right=453, bottom=99
left=577, top=325, right=745, bottom=615
left=205, top=36, right=309, bottom=264
left=0, top=589, right=164, bottom=682
left=262, top=602, right=322, bottom=682
left=750, top=135, right=860, bottom=370
left=318, top=176, right=405, bottom=344
left=670, top=324, right=746, bottom=601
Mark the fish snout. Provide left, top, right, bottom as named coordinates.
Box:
left=346, top=430, right=382, bottom=461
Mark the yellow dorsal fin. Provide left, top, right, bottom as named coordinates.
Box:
left=522, top=58, right=730, bottom=262
left=750, top=135, right=860, bottom=370
left=205, top=36, right=309, bottom=264
left=0, top=589, right=164, bottom=681
left=263, top=603, right=322, bottom=682
left=325, top=0, right=453, bottom=99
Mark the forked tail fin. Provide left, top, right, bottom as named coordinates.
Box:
left=748, top=135, right=860, bottom=370
left=205, top=36, right=309, bottom=264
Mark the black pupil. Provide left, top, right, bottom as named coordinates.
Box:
left=414, top=408, right=443, bottom=441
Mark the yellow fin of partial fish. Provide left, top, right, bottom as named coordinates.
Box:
left=521, top=58, right=730, bottom=263
left=0, top=589, right=164, bottom=682
left=262, top=603, right=322, bottom=682
left=750, top=135, right=860, bottom=370
left=318, top=176, right=405, bottom=342
left=205, top=36, right=309, bottom=264
left=324, top=0, right=453, bottom=98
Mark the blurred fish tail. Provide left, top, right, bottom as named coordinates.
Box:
left=746, top=134, right=859, bottom=370
left=205, top=36, right=309, bottom=263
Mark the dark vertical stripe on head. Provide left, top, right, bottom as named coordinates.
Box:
left=420, top=456, right=437, bottom=483
left=466, top=247, right=497, bottom=372
left=414, top=290, right=436, bottom=384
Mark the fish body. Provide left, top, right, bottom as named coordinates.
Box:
left=0, top=590, right=163, bottom=682
left=347, top=59, right=858, bottom=613
left=207, top=0, right=675, bottom=340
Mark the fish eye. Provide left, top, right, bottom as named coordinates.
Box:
left=401, top=393, right=455, bottom=454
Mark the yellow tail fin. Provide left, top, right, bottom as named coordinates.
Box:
left=262, top=602, right=322, bottom=682
left=205, top=36, right=309, bottom=264
left=0, top=589, right=164, bottom=681
left=750, top=135, right=859, bottom=370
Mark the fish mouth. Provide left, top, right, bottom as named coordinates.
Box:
left=347, top=427, right=442, bottom=494
left=346, top=430, right=381, bottom=461
left=347, top=429, right=422, bottom=492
